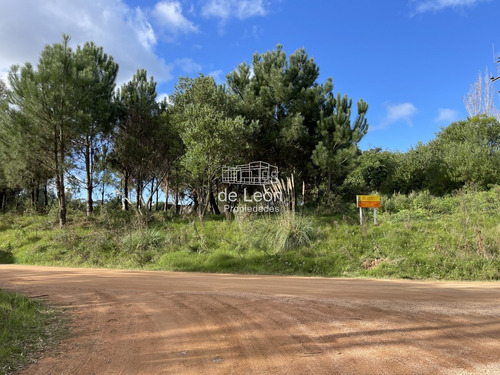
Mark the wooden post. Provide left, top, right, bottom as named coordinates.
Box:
left=374, top=208, right=377, bottom=225
left=359, top=207, right=363, bottom=225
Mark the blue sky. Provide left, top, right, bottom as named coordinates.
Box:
left=1, top=0, right=499, bottom=151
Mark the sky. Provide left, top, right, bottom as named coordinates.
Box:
left=1, top=0, right=499, bottom=152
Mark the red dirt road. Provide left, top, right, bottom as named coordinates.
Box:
left=1, top=265, right=500, bottom=374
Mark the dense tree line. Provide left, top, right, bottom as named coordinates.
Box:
left=343, top=115, right=500, bottom=196
left=0, top=36, right=499, bottom=225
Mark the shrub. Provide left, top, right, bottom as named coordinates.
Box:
left=121, top=228, right=165, bottom=265
left=246, top=211, right=319, bottom=254
left=0, top=244, right=14, bottom=264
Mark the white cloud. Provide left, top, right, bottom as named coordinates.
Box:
left=153, top=1, right=198, bottom=34
left=373, top=102, right=418, bottom=130
left=248, top=66, right=255, bottom=79
left=208, top=69, right=225, bottom=84
left=157, top=93, right=173, bottom=105
left=201, top=0, right=267, bottom=20
left=385, top=103, right=418, bottom=125
left=0, top=0, right=173, bottom=87
left=412, top=0, right=490, bottom=13
left=175, top=58, right=202, bottom=74
left=134, top=7, right=157, bottom=51
left=434, top=108, right=459, bottom=123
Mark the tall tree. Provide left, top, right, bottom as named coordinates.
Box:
left=311, top=93, right=368, bottom=193
left=464, top=68, right=499, bottom=120
left=227, top=45, right=331, bottom=177
left=0, top=79, right=10, bottom=210
left=173, top=75, right=248, bottom=219
left=155, top=100, right=184, bottom=212
left=0, top=102, right=53, bottom=208
left=7, top=35, right=79, bottom=226
left=112, top=69, right=162, bottom=212
left=74, top=42, right=118, bottom=216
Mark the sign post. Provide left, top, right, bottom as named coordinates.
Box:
left=356, top=195, right=380, bottom=225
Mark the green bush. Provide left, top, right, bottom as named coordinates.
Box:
left=244, top=211, right=319, bottom=254
left=121, top=228, right=165, bottom=265
left=0, top=245, right=14, bottom=264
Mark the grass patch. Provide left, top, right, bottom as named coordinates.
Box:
left=1, top=186, right=500, bottom=280
left=0, top=289, right=65, bottom=375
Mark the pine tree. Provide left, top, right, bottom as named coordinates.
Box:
left=112, top=69, right=160, bottom=211
left=311, top=93, right=368, bottom=193
left=74, top=42, right=118, bottom=215
left=226, top=45, right=330, bottom=177
left=7, top=35, right=77, bottom=226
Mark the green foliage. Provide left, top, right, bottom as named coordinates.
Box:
left=173, top=75, right=250, bottom=218
left=0, top=289, right=64, bottom=374
left=311, top=93, right=368, bottom=192
left=391, top=142, right=451, bottom=195
left=2, top=37, right=500, bottom=250
left=2, top=187, right=500, bottom=280
left=175, top=75, right=247, bottom=181
left=343, top=148, right=398, bottom=195
left=268, top=212, right=319, bottom=253
left=384, top=116, right=500, bottom=196
left=3, top=35, right=119, bottom=225
left=73, top=41, right=118, bottom=215
left=113, top=69, right=159, bottom=204
left=121, top=228, right=164, bottom=265
left=239, top=211, right=319, bottom=254
left=227, top=45, right=334, bottom=176
left=0, top=243, right=14, bottom=264
left=434, top=115, right=500, bottom=188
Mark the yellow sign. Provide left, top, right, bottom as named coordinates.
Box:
left=356, top=195, right=380, bottom=208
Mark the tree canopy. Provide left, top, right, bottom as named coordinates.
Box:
left=1, top=38, right=499, bottom=220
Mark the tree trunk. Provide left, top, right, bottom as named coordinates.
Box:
left=155, top=186, right=159, bottom=211
left=163, top=177, right=169, bottom=212
left=35, top=183, right=40, bottom=207
left=192, top=189, right=199, bottom=212
left=101, top=183, right=105, bottom=207
left=149, top=178, right=154, bottom=212
left=0, top=189, right=5, bottom=211
left=175, top=184, right=179, bottom=214
left=30, top=184, right=36, bottom=207
left=209, top=189, right=220, bottom=215
left=55, top=127, right=66, bottom=228
left=44, top=184, right=48, bottom=207
left=122, top=170, right=129, bottom=211
left=85, top=134, right=93, bottom=216
left=136, top=177, right=142, bottom=210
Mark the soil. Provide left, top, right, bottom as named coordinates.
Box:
left=1, top=265, right=500, bottom=374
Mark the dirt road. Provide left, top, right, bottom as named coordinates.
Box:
left=1, top=265, right=500, bottom=374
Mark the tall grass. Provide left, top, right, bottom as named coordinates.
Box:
left=1, top=186, right=500, bottom=280
left=0, top=290, right=64, bottom=374
left=245, top=175, right=320, bottom=253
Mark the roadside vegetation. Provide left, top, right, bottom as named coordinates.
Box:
left=0, top=289, right=64, bottom=375
left=1, top=186, right=499, bottom=281
left=0, top=36, right=499, bottom=282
